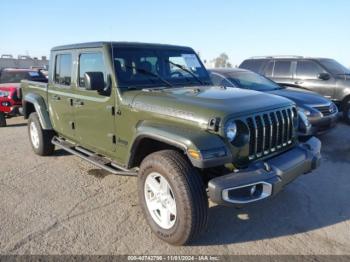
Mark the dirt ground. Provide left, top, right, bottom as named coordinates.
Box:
left=0, top=117, right=349, bottom=255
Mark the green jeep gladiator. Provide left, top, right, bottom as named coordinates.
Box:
left=22, top=42, right=321, bottom=245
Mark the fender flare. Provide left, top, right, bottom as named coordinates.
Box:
left=23, top=93, right=53, bottom=130
left=128, top=121, right=232, bottom=168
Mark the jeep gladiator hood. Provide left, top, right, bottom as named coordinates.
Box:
left=127, top=85, right=293, bottom=127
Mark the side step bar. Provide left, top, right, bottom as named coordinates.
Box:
left=51, top=137, right=138, bottom=177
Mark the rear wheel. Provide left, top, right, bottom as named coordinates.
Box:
left=343, top=98, right=350, bottom=125
left=138, top=150, right=208, bottom=246
left=0, top=112, right=6, bottom=127
left=28, top=112, right=55, bottom=156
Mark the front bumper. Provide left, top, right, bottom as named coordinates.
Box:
left=208, top=137, right=321, bottom=206
left=0, top=104, right=21, bottom=116
left=301, top=113, right=338, bottom=136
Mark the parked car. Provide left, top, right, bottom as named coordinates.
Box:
left=22, top=42, right=321, bottom=245
left=239, top=56, right=350, bottom=124
left=209, top=68, right=338, bottom=136
left=0, top=68, right=47, bottom=126
left=0, top=86, right=21, bottom=127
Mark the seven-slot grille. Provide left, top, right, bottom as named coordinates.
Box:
left=314, top=104, right=334, bottom=116
left=245, top=107, right=296, bottom=160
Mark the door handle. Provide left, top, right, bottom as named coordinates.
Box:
left=52, top=95, right=61, bottom=101
left=294, top=81, right=304, bottom=85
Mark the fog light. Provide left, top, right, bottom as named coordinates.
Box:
left=222, top=182, right=273, bottom=204
left=250, top=185, right=257, bottom=196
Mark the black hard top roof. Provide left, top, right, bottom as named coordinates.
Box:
left=51, top=42, right=193, bottom=52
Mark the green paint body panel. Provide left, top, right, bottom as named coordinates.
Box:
left=21, top=42, right=296, bottom=169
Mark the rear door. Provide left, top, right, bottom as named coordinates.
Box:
left=270, top=60, right=295, bottom=85
left=293, top=60, right=336, bottom=98
left=48, top=53, right=75, bottom=140
left=240, top=59, right=268, bottom=74
left=73, top=49, right=116, bottom=155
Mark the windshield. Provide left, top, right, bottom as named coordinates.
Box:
left=318, top=59, right=350, bottom=75
left=0, top=71, right=47, bottom=84
left=113, top=47, right=211, bottom=89
left=226, top=71, right=282, bottom=91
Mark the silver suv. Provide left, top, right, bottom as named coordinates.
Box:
left=240, top=56, right=350, bottom=124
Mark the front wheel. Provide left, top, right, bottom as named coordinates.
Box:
left=28, top=112, right=55, bottom=156
left=138, top=150, right=208, bottom=246
left=0, top=112, right=6, bottom=127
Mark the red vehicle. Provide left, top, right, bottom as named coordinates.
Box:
left=0, top=68, right=47, bottom=127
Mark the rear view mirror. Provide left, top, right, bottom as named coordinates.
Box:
left=84, top=72, right=105, bottom=91
left=318, top=73, right=331, bottom=81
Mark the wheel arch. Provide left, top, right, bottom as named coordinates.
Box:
left=341, top=94, right=350, bottom=110
left=127, top=122, right=231, bottom=169
left=23, top=93, right=53, bottom=130
left=128, top=134, right=187, bottom=169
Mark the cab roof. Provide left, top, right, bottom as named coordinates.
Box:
left=52, top=42, right=193, bottom=52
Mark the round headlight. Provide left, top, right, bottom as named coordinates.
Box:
left=225, top=121, right=237, bottom=142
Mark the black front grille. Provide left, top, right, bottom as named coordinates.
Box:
left=245, top=107, right=296, bottom=160
left=314, top=105, right=335, bottom=116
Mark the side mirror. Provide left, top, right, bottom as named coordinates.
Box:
left=318, top=73, right=331, bottom=81
left=84, top=72, right=105, bottom=91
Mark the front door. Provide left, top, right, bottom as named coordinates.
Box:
left=294, top=60, right=336, bottom=99
left=48, top=53, right=75, bottom=140
left=73, top=51, right=116, bottom=155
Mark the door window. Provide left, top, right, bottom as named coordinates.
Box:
left=79, top=53, right=106, bottom=88
left=264, top=61, right=274, bottom=77
left=273, top=61, right=292, bottom=78
left=240, top=59, right=267, bottom=73
left=54, top=54, right=72, bottom=86
left=296, top=60, right=325, bottom=79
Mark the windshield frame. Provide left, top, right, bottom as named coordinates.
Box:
left=112, top=47, right=211, bottom=90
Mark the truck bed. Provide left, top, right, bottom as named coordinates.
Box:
left=21, top=80, right=48, bottom=104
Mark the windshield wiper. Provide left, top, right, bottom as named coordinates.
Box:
left=165, top=60, right=204, bottom=85
left=337, top=73, right=350, bottom=76
left=124, top=65, right=173, bottom=88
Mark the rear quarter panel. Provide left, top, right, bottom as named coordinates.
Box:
left=21, top=80, right=48, bottom=104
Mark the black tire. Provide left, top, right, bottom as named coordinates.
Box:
left=0, top=112, right=6, bottom=127
left=342, top=98, right=350, bottom=125
left=28, top=112, right=55, bottom=156
left=138, top=150, right=208, bottom=246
